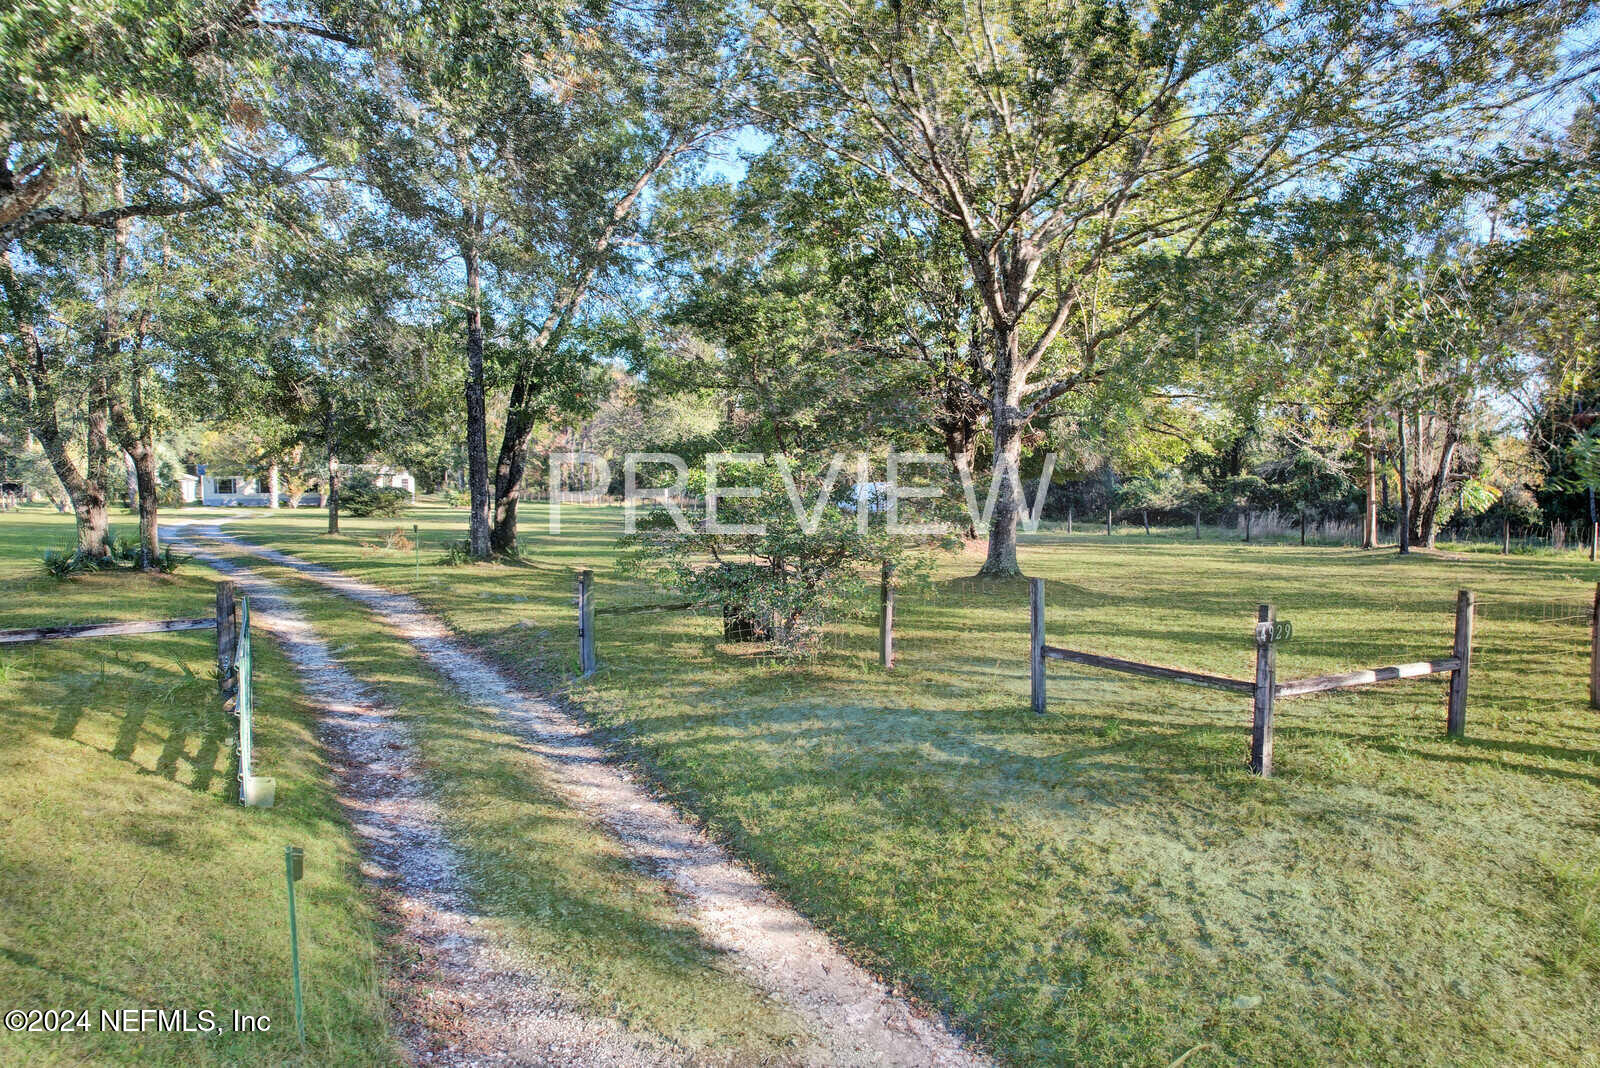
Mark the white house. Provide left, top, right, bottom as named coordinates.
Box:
left=195, top=463, right=415, bottom=507
left=196, top=467, right=277, bottom=507
left=175, top=472, right=200, bottom=503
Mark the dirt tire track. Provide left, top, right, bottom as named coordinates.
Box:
left=188, top=528, right=987, bottom=1068
left=181, top=539, right=695, bottom=1066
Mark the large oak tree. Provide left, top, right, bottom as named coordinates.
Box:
left=753, top=0, right=1595, bottom=574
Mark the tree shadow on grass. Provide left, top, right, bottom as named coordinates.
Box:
left=0, top=944, right=147, bottom=1000
left=45, top=695, right=232, bottom=796
left=1279, top=723, right=1600, bottom=788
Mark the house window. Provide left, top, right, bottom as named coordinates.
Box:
left=215, top=477, right=239, bottom=495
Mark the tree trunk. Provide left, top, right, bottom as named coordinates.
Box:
left=129, top=445, right=160, bottom=564
left=325, top=407, right=340, bottom=535
left=1500, top=514, right=1509, bottom=555
left=269, top=462, right=280, bottom=509
left=1106, top=507, right=1112, bottom=535
left=942, top=421, right=980, bottom=540
left=85, top=160, right=124, bottom=550
left=87, top=379, right=112, bottom=522
left=123, top=452, right=138, bottom=508
left=977, top=408, right=1024, bottom=576
left=490, top=445, right=526, bottom=555
left=490, top=366, right=541, bottom=556
left=107, top=417, right=159, bottom=566
left=326, top=458, right=340, bottom=533
left=1300, top=507, right=1306, bottom=546
left=1143, top=508, right=1150, bottom=535
left=1244, top=511, right=1252, bottom=543
left=1066, top=506, right=1073, bottom=534
left=106, top=371, right=162, bottom=567
left=26, top=382, right=107, bottom=556
left=1396, top=410, right=1411, bottom=554
left=1362, top=419, right=1377, bottom=549
left=462, top=224, right=491, bottom=559
left=1195, top=511, right=1201, bottom=540
left=1, top=251, right=109, bottom=555
left=1417, top=421, right=1458, bottom=550
left=74, top=482, right=109, bottom=556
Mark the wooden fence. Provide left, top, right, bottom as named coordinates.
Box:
left=1, top=582, right=266, bottom=805
left=570, top=569, right=1599, bottom=765
left=575, top=569, right=709, bottom=676
left=1029, top=579, right=1475, bottom=777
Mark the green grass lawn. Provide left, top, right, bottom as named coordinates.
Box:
left=200, top=499, right=1600, bottom=1066
left=1, top=504, right=801, bottom=1065
left=0, top=506, right=396, bottom=1065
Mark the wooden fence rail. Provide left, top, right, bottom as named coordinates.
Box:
left=1039, top=646, right=1253, bottom=694
left=0, top=616, right=215, bottom=644
left=1029, top=579, right=1474, bottom=777
left=1272, top=658, right=1461, bottom=698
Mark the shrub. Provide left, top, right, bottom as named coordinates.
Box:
left=618, top=457, right=957, bottom=654
left=434, top=539, right=474, bottom=566
left=384, top=527, right=414, bottom=551
left=338, top=475, right=410, bottom=518
left=42, top=535, right=189, bottom=578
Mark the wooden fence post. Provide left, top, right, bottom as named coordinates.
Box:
left=1589, top=583, right=1599, bottom=711
left=1250, top=604, right=1276, bottom=776
left=879, top=562, right=894, bottom=669
left=1447, top=589, right=1474, bottom=738
left=1030, top=578, right=1046, bottom=714
left=576, top=569, right=596, bottom=676
left=215, top=581, right=238, bottom=716
left=1591, top=524, right=1597, bottom=563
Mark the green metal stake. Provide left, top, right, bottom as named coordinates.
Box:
left=413, top=524, right=420, bottom=584
left=284, top=845, right=306, bottom=1044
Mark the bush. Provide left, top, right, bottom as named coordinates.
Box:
left=338, top=475, right=410, bottom=518
left=42, top=535, right=189, bottom=578
left=434, top=539, right=474, bottom=566
left=618, top=457, right=956, bottom=654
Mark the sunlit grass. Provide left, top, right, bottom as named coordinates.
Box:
left=0, top=506, right=395, bottom=1066
left=62, top=499, right=1600, bottom=1065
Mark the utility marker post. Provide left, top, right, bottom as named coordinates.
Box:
left=284, top=845, right=306, bottom=1044
left=1250, top=604, right=1277, bottom=777
left=1030, top=578, right=1046, bottom=714
left=1447, top=590, right=1474, bottom=738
